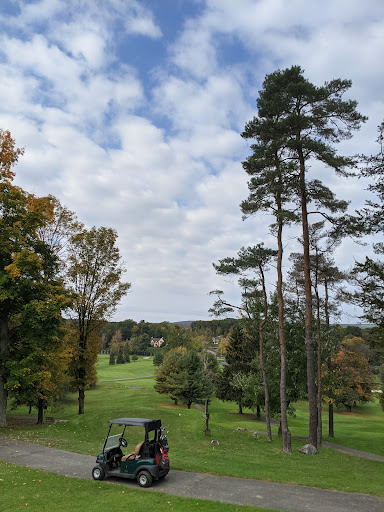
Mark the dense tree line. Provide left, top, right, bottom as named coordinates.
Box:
left=0, top=130, right=129, bottom=425
left=100, top=317, right=240, bottom=355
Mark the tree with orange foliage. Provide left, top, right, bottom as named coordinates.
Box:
left=322, top=337, right=375, bottom=413
left=0, top=129, right=24, bottom=182
left=0, top=129, right=70, bottom=426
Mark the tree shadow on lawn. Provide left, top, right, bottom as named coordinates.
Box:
left=335, top=411, right=371, bottom=417
left=158, top=402, right=185, bottom=409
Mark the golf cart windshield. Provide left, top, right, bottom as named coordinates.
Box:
left=104, top=433, right=123, bottom=451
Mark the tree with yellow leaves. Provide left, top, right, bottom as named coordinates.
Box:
left=322, top=337, right=375, bottom=414
left=0, top=130, right=73, bottom=425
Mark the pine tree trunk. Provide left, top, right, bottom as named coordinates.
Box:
left=314, top=255, right=322, bottom=447
left=316, top=288, right=322, bottom=447
left=325, top=279, right=334, bottom=438
left=298, top=150, right=318, bottom=447
left=277, top=214, right=291, bottom=453
left=324, top=278, right=330, bottom=330
left=0, top=312, right=9, bottom=428
left=259, top=264, right=272, bottom=442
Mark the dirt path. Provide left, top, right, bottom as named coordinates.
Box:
left=1, top=437, right=384, bottom=512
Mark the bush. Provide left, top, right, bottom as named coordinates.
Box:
left=132, top=355, right=138, bottom=361
left=153, top=352, right=164, bottom=366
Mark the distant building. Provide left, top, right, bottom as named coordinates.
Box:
left=150, top=337, right=164, bottom=348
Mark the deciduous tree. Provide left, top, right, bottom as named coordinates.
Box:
left=0, top=130, right=65, bottom=427
left=322, top=337, right=374, bottom=413
left=65, top=226, right=130, bottom=414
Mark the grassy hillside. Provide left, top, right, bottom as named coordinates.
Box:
left=2, top=355, right=384, bottom=497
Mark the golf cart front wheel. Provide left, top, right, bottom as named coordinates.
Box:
left=92, top=465, right=105, bottom=481
left=137, top=470, right=153, bottom=488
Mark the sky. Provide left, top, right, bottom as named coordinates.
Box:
left=1, top=0, right=383, bottom=324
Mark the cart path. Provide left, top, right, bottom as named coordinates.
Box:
left=1, top=437, right=384, bottom=512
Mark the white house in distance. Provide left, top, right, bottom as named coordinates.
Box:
left=150, top=337, right=164, bottom=348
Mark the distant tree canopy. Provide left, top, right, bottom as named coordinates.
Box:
left=99, top=318, right=240, bottom=355
left=191, top=318, right=240, bottom=337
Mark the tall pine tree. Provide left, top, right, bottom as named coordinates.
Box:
left=242, top=66, right=366, bottom=447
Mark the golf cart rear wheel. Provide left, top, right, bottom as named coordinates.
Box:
left=92, top=465, right=105, bottom=481
left=137, top=470, right=153, bottom=488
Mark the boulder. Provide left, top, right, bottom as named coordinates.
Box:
left=299, top=443, right=317, bottom=455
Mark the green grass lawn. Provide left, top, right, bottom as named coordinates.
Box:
left=96, top=354, right=154, bottom=380
left=2, top=355, right=384, bottom=498
left=289, top=400, right=384, bottom=456
left=0, top=461, right=272, bottom=512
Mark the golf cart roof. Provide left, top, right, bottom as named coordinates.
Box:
left=109, top=418, right=161, bottom=432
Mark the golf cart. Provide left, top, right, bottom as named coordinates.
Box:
left=92, top=417, right=169, bottom=487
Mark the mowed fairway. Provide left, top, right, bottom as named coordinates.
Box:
left=2, top=354, right=384, bottom=498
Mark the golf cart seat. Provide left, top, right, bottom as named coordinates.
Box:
left=121, top=441, right=144, bottom=461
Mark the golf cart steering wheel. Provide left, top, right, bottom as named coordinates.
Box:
left=119, top=437, right=127, bottom=448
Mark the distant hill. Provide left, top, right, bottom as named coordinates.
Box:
left=170, top=321, right=377, bottom=331
left=339, top=323, right=376, bottom=329
left=172, top=321, right=192, bottom=328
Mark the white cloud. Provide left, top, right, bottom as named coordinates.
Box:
left=1, top=0, right=382, bottom=323
left=52, top=25, right=107, bottom=69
